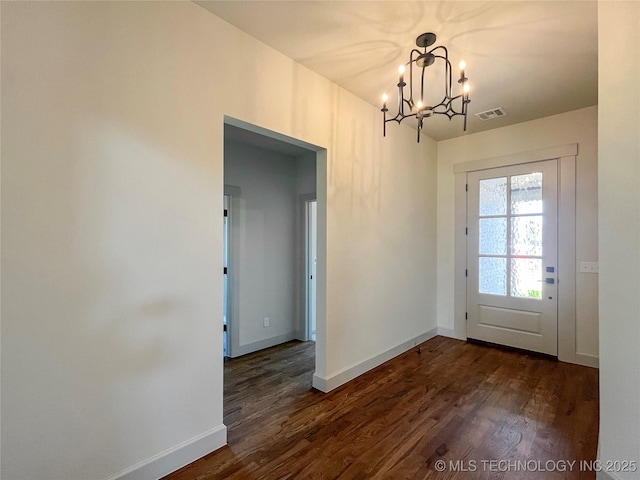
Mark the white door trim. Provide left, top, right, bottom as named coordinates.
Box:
left=453, top=144, right=583, bottom=365
left=223, top=185, right=242, bottom=358
left=453, top=144, right=578, bottom=174
left=223, top=116, right=329, bottom=386
left=297, top=194, right=316, bottom=341
left=306, top=199, right=317, bottom=342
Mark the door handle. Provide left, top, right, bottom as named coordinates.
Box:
left=545, top=278, right=555, bottom=284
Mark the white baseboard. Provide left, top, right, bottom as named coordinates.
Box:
left=312, top=327, right=439, bottom=393
left=575, top=352, right=599, bottom=368
left=104, top=424, right=227, bottom=480
left=438, top=327, right=600, bottom=369
left=231, top=332, right=297, bottom=358
left=437, top=326, right=467, bottom=341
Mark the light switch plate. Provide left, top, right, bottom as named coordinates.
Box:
left=579, top=262, right=599, bottom=273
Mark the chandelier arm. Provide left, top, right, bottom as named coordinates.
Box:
left=447, top=57, right=452, bottom=99
left=408, top=48, right=423, bottom=105
left=408, top=63, right=413, bottom=106
left=431, top=96, right=454, bottom=111
left=445, top=95, right=455, bottom=111
left=385, top=112, right=417, bottom=124
left=420, top=67, right=426, bottom=106
left=428, top=45, right=449, bottom=59
left=429, top=46, right=452, bottom=100
left=431, top=98, right=464, bottom=116
left=431, top=101, right=466, bottom=117
left=430, top=54, right=453, bottom=100
left=450, top=94, right=468, bottom=112
left=397, top=78, right=404, bottom=117
left=409, top=48, right=423, bottom=61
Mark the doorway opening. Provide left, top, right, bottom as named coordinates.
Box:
left=221, top=116, right=327, bottom=436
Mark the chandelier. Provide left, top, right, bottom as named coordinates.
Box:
left=381, top=32, right=470, bottom=142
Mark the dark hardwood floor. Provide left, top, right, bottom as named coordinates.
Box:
left=164, top=336, right=599, bottom=480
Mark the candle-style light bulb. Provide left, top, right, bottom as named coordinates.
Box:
left=398, top=65, right=405, bottom=84
left=417, top=100, right=423, bottom=110
left=463, top=84, right=470, bottom=93
left=459, top=60, right=466, bottom=82
left=382, top=93, right=388, bottom=108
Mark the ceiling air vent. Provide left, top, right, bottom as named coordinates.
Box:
left=475, top=107, right=508, bottom=121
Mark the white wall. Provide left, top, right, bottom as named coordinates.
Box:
left=323, top=124, right=438, bottom=379
left=0, top=2, right=437, bottom=479
left=224, top=140, right=305, bottom=354
left=437, top=106, right=599, bottom=362
left=597, top=3, right=640, bottom=479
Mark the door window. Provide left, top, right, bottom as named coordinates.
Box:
left=478, top=172, right=544, bottom=299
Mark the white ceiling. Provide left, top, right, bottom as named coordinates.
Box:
left=196, top=1, right=598, bottom=141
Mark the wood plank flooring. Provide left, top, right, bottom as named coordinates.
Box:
left=163, top=336, right=599, bottom=480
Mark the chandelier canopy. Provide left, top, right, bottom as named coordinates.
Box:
left=381, top=32, right=470, bottom=142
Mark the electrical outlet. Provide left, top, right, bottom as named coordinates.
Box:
left=579, top=262, right=599, bottom=274
left=263, top=317, right=270, bottom=327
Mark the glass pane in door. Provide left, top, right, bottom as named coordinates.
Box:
left=511, top=173, right=543, bottom=214
left=510, top=216, right=542, bottom=256
left=511, top=258, right=543, bottom=298
left=479, top=257, right=507, bottom=295
left=479, top=218, right=507, bottom=255
left=479, top=177, right=507, bottom=215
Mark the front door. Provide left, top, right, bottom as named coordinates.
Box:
left=467, top=160, right=558, bottom=355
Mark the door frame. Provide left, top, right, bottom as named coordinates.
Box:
left=453, top=144, right=579, bottom=364
left=298, top=195, right=317, bottom=341
left=223, top=185, right=242, bottom=358
left=466, top=160, right=558, bottom=355
left=222, top=116, right=329, bottom=385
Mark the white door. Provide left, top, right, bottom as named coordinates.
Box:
left=467, top=160, right=558, bottom=355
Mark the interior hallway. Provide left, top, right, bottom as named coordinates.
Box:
left=164, top=337, right=599, bottom=480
